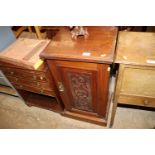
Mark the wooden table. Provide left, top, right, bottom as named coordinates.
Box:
left=110, top=31, right=155, bottom=126
left=41, top=26, right=118, bottom=126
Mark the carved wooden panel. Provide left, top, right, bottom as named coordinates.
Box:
left=67, top=72, right=92, bottom=112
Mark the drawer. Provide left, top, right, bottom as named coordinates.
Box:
left=6, top=76, right=19, bottom=83
left=14, top=84, right=55, bottom=97
left=7, top=76, right=54, bottom=92
left=38, top=82, right=53, bottom=91
left=31, top=72, right=48, bottom=82
left=118, top=94, right=155, bottom=108
left=0, top=67, right=48, bottom=82
left=0, top=67, right=29, bottom=77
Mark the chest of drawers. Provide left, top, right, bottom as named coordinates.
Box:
left=0, top=63, right=55, bottom=97
left=0, top=62, right=63, bottom=112
left=0, top=37, right=65, bottom=113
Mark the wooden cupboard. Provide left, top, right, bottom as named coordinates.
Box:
left=41, top=26, right=118, bottom=125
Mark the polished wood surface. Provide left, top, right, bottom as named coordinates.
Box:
left=115, top=31, right=155, bottom=66
left=40, top=27, right=118, bottom=64
left=0, top=63, right=55, bottom=97
left=41, top=27, right=117, bottom=125
left=47, top=60, right=111, bottom=125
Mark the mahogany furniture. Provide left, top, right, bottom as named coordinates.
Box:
left=0, top=61, right=63, bottom=112
left=0, top=38, right=63, bottom=112
left=41, top=27, right=118, bottom=125
left=110, top=31, right=155, bottom=126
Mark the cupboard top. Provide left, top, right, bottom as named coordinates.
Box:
left=115, top=31, right=155, bottom=67
left=40, top=27, right=118, bottom=64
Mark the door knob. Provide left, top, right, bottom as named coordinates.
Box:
left=107, top=67, right=111, bottom=72
left=58, top=82, right=64, bottom=92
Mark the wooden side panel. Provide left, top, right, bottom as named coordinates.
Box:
left=97, top=64, right=110, bottom=118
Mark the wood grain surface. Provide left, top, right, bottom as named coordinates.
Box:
left=40, top=26, right=118, bottom=64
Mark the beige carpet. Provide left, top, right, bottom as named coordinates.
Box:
left=0, top=93, right=155, bottom=129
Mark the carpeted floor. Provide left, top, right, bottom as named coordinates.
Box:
left=0, top=93, right=155, bottom=129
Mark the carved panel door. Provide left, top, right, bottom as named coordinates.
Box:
left=47, top=60, right=110, bottom=124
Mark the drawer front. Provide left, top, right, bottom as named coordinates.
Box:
left=7, top=76, right=54, bottom=92
left=118, top=94, right=155, bottom=108
left=0, top=65, right=56, bottom=97
left=1, top=67, right=35, bottom=76
left=0, top=67, right=48, bottom=82
left=14, top=84, right=55, bottom=97
left=120, top=66, right=155, bottom=97
left=6, top=76, right=19, bottom=83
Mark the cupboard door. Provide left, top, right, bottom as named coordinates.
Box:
left=47, top=60, right=110, bottom=119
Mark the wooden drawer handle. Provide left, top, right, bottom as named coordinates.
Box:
left=144, top=99, right=149, bottom=105
left=40, top=76, right=43, bottom=80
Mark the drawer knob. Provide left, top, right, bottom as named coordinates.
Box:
left=40, top=76, right=43, bottom=80
left=144, top=99, right=149, bottom=105
left=107, top=67, right=111, bottom=72
left=19, top=85, right=23, bottom=88
left=10, top=71, right=14, bottom=75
